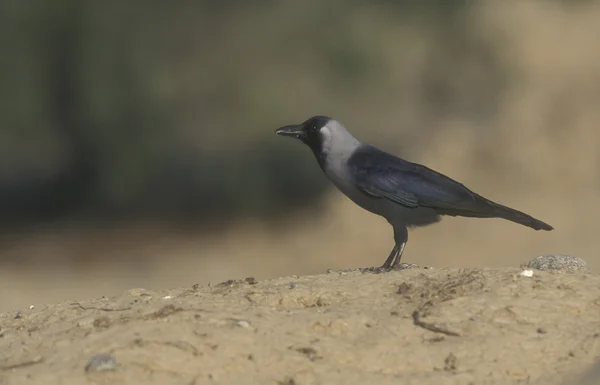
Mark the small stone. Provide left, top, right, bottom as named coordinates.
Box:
left=244, top=277, right=258, bottom=285
left=234, top=320, right=251, bottom=328
left=85, top=353, right=118, bottom=372
left=520, top=269, right=534, bottom=277
left=525, top=254, right=591, bottom=272
left=289, top=282, right=296, bottom=289
left=537, top=327, right=547, bottom=334
left=14, top=311, right=22, bottom=319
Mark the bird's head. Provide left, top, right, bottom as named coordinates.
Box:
left=275, top=116, right=360, bottom=167
left=274, top=115, right=332, bottom=149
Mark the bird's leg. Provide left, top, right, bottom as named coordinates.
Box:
left=391, top=225, right=408, bottom=268
left=392, top=242, right=406, bottom=267
left=381, top=245, right=398, bottom=269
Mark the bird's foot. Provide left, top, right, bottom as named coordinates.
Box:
left=393, top=263, right=419, bottom=270
left=360, top=263, right=420, bottom=274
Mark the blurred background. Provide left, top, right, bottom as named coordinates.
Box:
left=1, top=0, right=599, bottom=311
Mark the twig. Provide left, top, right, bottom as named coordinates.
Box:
left=71, top=303, right=131, bottom=312
left=412, top=310, right=460, bottom=337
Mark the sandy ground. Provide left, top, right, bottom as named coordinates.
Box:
left=1, top=267, right=599, bottom=385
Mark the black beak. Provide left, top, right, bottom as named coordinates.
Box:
left=275, top=124, right=304, bottom=139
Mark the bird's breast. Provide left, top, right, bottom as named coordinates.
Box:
left=323, top=160, right=385, bottom=215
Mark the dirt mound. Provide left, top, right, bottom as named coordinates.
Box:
left=1, top=268, right=599, bottom=385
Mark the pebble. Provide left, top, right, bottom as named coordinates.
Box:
left=525, top=254, right=591, bottom=272
left=85, top=353, right=118, bottom=372
left=233, top=320, right=251, bottom=328
left=519, top=269, right=534, bottom=277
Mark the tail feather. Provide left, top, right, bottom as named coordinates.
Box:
left=436, top=201, right=553, bottom=231
left=489, top=202, right=553, bottom=231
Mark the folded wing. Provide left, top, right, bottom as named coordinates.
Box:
left=349, top=145, right=483, bottom=212
left=348, top=144, right=553, bottom=231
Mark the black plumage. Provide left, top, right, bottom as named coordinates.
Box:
left=348, top=144, right=553, bottom=231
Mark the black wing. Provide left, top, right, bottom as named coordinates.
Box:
left=347, top=145, right=491, bottom=213
left=347, top=145, right=553, bottom=231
